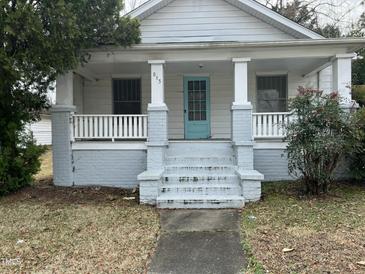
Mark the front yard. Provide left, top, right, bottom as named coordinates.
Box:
left=2, top=148, right=365, bottom=273
left=242, top=181, right=365, bottom=274
left=0, top=149, right=160, bottom=273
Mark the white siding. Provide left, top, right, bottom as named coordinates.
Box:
left=140, top=0, right=294, bottom=43
left=30, top=115, right=52, bottom=145
left=319, top=66, right=333, bottom=93
left=73, top=74, right=84, bottom=113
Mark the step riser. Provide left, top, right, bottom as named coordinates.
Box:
left=157, top=200, right=244, bottom=209
left=166, top=158, right=235, bottom=166
left=164, top=176, right=238, bottom=184
left=160, top=186, right=241, bottom=196
left=165, top=166, right=234, bottom=174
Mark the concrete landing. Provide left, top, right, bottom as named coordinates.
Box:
left=148, top=210, right=246, bottom=274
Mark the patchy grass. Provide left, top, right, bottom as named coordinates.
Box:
left=33, top=147, right=53, bottom=184
left=242, top=181, right=365, bottom=274
left=1, top=149, right=160, bottom=273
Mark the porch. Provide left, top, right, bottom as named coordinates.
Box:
left=52, top=41, right=356, bottom=208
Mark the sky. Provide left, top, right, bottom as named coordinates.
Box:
left=124, top=0, right=365, bottom=33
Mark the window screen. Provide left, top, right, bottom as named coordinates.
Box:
left=113, top=79, right=141, bottom=114
left=257, top=75, right=288, bottom=113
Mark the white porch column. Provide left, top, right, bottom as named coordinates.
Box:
left=139, top=60, right=168, bottom=204
left=149, top=60, right=166, bottom=107
left=231, top=58, right=253, bottom=145
left=231, top=58, right=264, bottom=201
left=233, top=58, right=251, bottom=106
left=52, top=71, right=76, bottom=187
left=332, top=53, right=355, bottom=108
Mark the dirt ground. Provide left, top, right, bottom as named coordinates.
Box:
left=242, top=181, right=365, bottom=274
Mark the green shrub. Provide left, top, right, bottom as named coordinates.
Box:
left=349, top=107, right=365, bottom=181
left=0, top=131, right=45, bottom=196
left=285, top=87, right=353, bottom=195
left=352, top=85, right=365, bottom=107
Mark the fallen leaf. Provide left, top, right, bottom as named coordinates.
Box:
left=357, top=261, right=365, bottom=266
left=282, top=248, right=295, bottom=253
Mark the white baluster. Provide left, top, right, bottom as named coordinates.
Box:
left=137, top=116, right=142, bottom=138
left=74, top=116, right=79, bottom=139
left=123, top=116, right=127, bottom=138
left=262, top=114, right=267, bottom=137
left=144, top=116, right=147, bottom=138
left=118, top=117, right=123, bottom=138
left=273, top=114, right=278, bottom=137
left=95, top=116, right=101, bottom=138
left=113, top=116, right=117, bottom=138
left=268, top=114, right=272, bottom=137
left=278, top=115, right=283, bottom=136
left=128, top=117, right=132, bottom=137
left=78, top=116, right=83, bottom=138
left=253, top=115, right=257, bottom=137
left=133, top=116, right=137, bottom=137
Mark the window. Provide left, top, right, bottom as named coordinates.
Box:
left=187, top=79, right=207, bottom=121
left=257, top=75, right=288, bottom=113
left=113, top=79, right=141, bottom=114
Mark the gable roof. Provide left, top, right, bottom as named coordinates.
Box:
left=127, top=0, right=324, bottom=40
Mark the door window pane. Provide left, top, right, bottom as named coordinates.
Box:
left=187, top=79, right=208, bottom=121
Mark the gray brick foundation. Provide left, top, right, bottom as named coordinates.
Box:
left=51, top=105, right=75, bottom=186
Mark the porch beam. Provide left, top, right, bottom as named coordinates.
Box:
left=88, top=45, right=352, bottom=64
left=74, top=67, right=98, bottom=82
left=331, top=53, right=356, bottom=106
left=232, top=58, right=251, bottom=105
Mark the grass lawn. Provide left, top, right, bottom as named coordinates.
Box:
left=242, top=181, right=365, bottom=274
left=0, top=149, right=160, bottom=273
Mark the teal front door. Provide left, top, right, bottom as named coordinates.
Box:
left=184, top=77, right=211, bottom=139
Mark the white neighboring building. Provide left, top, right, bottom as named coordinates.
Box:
left=29, top=85, right=55, bottom=146
left=30, top=114, right=52, bottom=145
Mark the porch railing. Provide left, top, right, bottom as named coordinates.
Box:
left=72, top=115, right=148, bottom=141
left=252, top=112, right=292, bottom=139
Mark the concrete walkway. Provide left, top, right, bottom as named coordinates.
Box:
left=148, top=210, right=246, bottom=274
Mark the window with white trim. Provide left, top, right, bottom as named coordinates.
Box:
left=257, top=75, right=288, bottom=113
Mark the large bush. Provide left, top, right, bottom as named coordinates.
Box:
left=285, top=87, right=353, bottom=195
left=0, top=1, right=140, bottom=195
left=349, top=108, right=365, bottom=181
left=0, top=132, right=45, bottom=196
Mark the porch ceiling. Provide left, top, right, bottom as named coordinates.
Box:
left=82, top=57, right=329, bottom=77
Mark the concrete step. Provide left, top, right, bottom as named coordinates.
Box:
left=160, top=183, right=241, bottom=196
left=157, top=194, right=245, bottom=209
left=163, top=174, right=239, bottom=184
left=166, top=157, right=235, bottom=166
left=164, top=165, right=235, bottom=174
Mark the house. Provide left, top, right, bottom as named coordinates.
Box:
left=52, top=0, right=365, bottom=208
left=29, top=114, right=52, bottom=145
